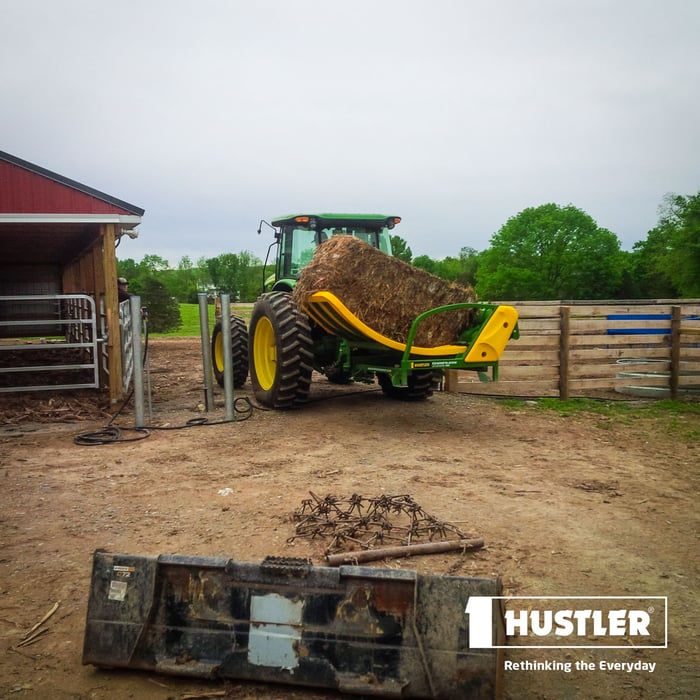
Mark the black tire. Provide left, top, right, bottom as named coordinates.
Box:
left=248, top=293, right=313, bottom=409
left=377, top=371, right=438, bottom=401
left=211, top=314, right=249, bottom=388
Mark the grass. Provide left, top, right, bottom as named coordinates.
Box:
left=149, top=304, right=215, bottom=338
left=501, top=396, right=700, bottom=441
left=150, top=303, right=253, bottom=338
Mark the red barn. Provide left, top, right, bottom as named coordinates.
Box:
left=0, top=150, right=144, bottom=401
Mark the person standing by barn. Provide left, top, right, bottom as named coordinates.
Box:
left=117, top=277, right=131, bottom=302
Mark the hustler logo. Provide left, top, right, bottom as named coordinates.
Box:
left=465, top=596, right=667, bottom=649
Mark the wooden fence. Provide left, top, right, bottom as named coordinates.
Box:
left=445, top=300, right=700, bottom=399
left=224, top=298, right=700, bottom=400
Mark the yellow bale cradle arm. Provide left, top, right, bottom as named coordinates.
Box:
left=302, top=290, right=519, bottom=385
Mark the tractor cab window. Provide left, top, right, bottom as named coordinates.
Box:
left=320, top=226, right=393, bottom=255
left=279, top=222, right=394, bottom=279
left=280, top=226, right=319, bottom=277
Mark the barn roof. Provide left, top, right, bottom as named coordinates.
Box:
left=0, top=150, right=144, bottom=217
left=0, top=151, right=144, bottom=265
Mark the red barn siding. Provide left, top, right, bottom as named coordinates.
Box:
left=0, top=161, right=134, bottom=215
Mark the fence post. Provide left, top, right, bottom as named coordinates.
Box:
left=559, top=305, right=570, bottom=400
left=670, top=305, right=681, bottom=400
left=443, top=369, right=458, bottom=392
left=220, top=293, right=235, bottom=421
left=130, top=295, right=145, bottom=428
left=199, top=293, right=215, bottom=412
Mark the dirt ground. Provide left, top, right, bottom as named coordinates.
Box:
left=1, top=337, right=698, bottom=700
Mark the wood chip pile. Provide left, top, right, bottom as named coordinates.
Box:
left=0, top=393, right=112, bottom=424
left=292, top=235, right=477, bottom=346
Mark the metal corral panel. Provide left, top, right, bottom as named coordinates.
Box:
left=83, top=551, right=505, bottom=699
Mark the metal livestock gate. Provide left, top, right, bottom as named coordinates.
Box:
left=0, top=294, right=101, bottom=393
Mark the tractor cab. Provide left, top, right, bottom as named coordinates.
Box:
left=267, top=213, right=399, bottom=291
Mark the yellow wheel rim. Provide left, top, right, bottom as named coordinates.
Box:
left=253, top=316, right=276, bottom=390
left=214, top=332, right=224, bottom=372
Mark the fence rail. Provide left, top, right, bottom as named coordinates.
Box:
left=445, top=300, right=700, bottom=399
left=0, top=294, right=101, bottom=393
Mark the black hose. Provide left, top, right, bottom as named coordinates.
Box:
left=73, top=426, right=150, bottom=445
left=73, top=397, right=258, bottom=445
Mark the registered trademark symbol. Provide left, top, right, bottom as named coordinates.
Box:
left=648, top=606, right=655, bottom=613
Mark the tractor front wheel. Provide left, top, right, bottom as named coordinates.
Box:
left=211, top=314, right=249, bottom=388
left=249, top=293, right=313, bottom=409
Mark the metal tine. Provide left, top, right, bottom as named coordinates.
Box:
left=291, top=492, right=470, bottom=553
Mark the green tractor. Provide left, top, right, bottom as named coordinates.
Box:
left=211, top=213, right=518, bottom=409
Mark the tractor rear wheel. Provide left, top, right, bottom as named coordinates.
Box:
left=377, top=371, right=438, bottom=401
left=249, top=292, right=313, bottom=408
left=211, top=314, right=249, bottom=388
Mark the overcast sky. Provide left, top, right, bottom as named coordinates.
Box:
left=2, top=0, right=699, bottom=265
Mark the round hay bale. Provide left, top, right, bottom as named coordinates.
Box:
left=292, top=236, right=477, bottom=346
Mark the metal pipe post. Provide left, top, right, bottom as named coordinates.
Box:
left=144, top=310, right=153, bottom=420
left=198, top=293, right=215, bottom=412
left=220, top=293, right=235, bottom=421
left=130, top=295, right=145, bottom=427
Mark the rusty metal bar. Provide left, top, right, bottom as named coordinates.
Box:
left=326, top=538, right=485, bottom=566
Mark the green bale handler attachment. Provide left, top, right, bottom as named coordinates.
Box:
left=211, top=214, right=518, bottom=408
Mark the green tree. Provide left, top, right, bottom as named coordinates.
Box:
left=140, top=254, right=170, bottom=274
left=457, top=246, right=480, bottom=287
left=166, top=256, right=201, bottom=303
left=116, top=258, right=140, bottom=284
left=411, top=248, right=479, bottom=287
left=412, top=255, right=437, bottom=274
left=140, top=276, right=181, bottom=333
left=433, top=256, right=462, bottom=281
left=615, top=250, right=648, bottom=299
left=205, top=251, right=262, bottom=302
left=117, top=255, right=170, bottom=296
left=477, top=204, right=623, bottom=300
left=206, top=253, right=240, bottom=297
left=234, top=251, right=264, bottom=301
left=390, top=235, right=413, bottom=262
left=633, top=192, right=700, bottom=297
left=430, top=248, right=480, bottom=286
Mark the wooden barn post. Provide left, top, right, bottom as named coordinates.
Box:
left=101, top=223, right=124, bottom=402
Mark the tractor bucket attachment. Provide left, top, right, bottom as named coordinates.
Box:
left=83, top=551, right=505, bottom=699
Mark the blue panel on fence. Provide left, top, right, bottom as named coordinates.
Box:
left=607, top=329, right=671, bottom=335
left=607, top=314, right=671, bottom=321
left=607, top=313, right=670, bottom=335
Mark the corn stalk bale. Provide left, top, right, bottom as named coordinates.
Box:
left=292, top=236, right=477, bottom=346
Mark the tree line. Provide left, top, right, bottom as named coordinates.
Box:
left=118, top=190, right=699, bottom=330
left=399, top=191, right=700, bottom=300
